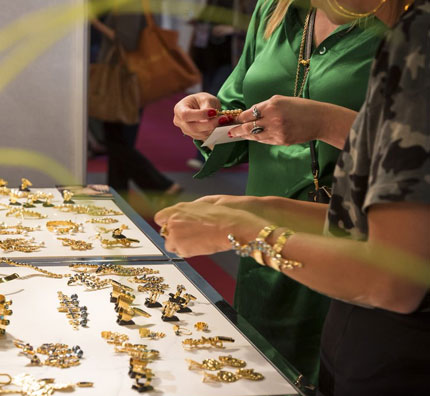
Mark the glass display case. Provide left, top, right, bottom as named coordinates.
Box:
left=0, top=188, right=315, bottom=396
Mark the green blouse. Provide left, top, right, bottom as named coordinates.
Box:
left=194, top=0, right=385, bottom=383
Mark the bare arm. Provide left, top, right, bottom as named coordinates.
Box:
left=196, top=194, right=328, bottom=234
left=155, top=201, right=429, bottom=313
left=265, top=202, right=430, bottom=313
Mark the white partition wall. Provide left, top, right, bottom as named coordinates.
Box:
left=0, top=0, right=87, bottom=187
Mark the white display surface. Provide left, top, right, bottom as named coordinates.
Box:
left=0, top=264, right=297, bottom=395
left=0, top=189, right=163, bottom=257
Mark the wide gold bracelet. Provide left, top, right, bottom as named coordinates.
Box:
left=251, top=225, right=278, bottom=266
left=268, top=229, right=302, bottom=272
left=228, top=231, right=302, bottom=272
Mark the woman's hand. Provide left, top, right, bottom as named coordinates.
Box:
left=229, top=96, right=356, bottom=149
left=154, top=201, right=268, bottom=257
left=173, top=93, right=224, bottom=141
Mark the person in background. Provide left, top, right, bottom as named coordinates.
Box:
left=155, top=2, right=430, bottom=394
left=92, top=4, right=182, bottom=198
left=171, top=0, right=386, bottom=383
left=186, top=0, right=256, bottom=169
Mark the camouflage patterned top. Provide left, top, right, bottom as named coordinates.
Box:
left=326, top=0, right=430, bottom=239
left=318, top=2, right=430, bottom=394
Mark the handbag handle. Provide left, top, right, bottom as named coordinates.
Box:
left=141, top=0, right=156, bottom=28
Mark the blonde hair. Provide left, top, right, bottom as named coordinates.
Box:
left=264, top=0, right=293, bottom=39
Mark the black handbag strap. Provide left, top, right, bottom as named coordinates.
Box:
left=303, top=9, right=320, bottom=188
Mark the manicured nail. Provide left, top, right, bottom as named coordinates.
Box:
left=227, top=115, right=234, bottom=122
left=228, top=131, right=232, bottom=138
left=207, top=109, right=217, bottom=118
left=218, top=116, right=229, bottom=125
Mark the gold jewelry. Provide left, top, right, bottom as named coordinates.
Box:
left=62, top=189, right=75, bottom=204
left=55, top=203, right=121, bottom=216
left=251, top=225, right=278, bottom=265
left=5, top=207, right=46, bottom=219
left=159, top=224, right=168, bottom=238
left=203, top=370, right=238, bottom=383
left=187, top=358, right=223, bottom=371
left=219, top=355, right=246, bottom=368
left=0, top=373, right=92, bottom=395
left=57, top=292, right=88, bottom=329
left=228, top=233, right=302, bottom=271
left=217, top=109, right=242, bottom=116
left=0, top=237, right=45, bottom=253
left=0, top=222, right=41, bottom=235
left=0, top=273, right=19, bottom=283
left=0, top=295, right=12, bottom=335
left=172, top=324, right=192, bottom=336
left=139, top=328, right=166, bottom=340
left=194, top=322, right=209, bottom=332
left=101, top=331, right=129, bottom=345
left=19, top=178, right=32, bottom=192
left=327, top=0, right=387, bottom=18
left=57, top=237, right=93, bottom=251
left=294, top=10, right=312, bottom=98
left=14, top=340, right=84, bottom=368
left=67, top=272, right=112, bottom=290
left=0, top=257, right=68, bottom=278
left=236, top=368, right=265, bottom=381
left=86, top=217, right=119, bottom=224
left=0, top=179, right=8, bottom=188
left=182, top=336, right=235, bottom=350
left=46, top=220, right=83, bottom=234
left=131, top=275, right=164, bottom=284
left=100, top=238, right=139, bottom=248
left=70, top=262, right=159, bottom=276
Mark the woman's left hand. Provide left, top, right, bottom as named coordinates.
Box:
left=154, top=201, right=268, bottom=257
left=229, top=95, right=326, bottom=146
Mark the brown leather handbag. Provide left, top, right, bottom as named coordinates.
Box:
left=88, top=45, right=141, bottom=125
left=125, top=2, right=201, bottom=106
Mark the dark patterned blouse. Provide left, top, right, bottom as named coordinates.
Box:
left=319, top=2, right=430, bottom=395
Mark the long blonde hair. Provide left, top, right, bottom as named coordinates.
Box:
left=264, top=0, right=293, bottom=39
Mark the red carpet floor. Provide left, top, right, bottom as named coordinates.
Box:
left=88, top=93, right=238, bottom=304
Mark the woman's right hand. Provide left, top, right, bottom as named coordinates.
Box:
left=173, top=93, right=223, bottom=141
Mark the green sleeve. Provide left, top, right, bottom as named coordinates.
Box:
left=194, top=0, right=268, bottom=179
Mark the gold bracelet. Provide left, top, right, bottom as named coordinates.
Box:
left=228, top=234, right=303, bottom=272
left=251, top=225, right=278, bottom=265
left=46, top=220, right=82, bottom=234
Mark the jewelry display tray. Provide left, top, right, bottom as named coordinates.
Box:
left=0, top=189, right=313, bottom=396
left=0, top=188, right=163, bottom=259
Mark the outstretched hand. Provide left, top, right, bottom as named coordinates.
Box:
left=154, top=201, right=268, bottom=257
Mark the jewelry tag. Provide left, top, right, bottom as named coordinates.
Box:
left=201, top=126, right=244, bottom=148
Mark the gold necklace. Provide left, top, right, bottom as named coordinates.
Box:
left=293, top=10, right=312, bottom=98
left=1, top=257, right=69, bottom=278
left=327, top=0, right=387, bottom=18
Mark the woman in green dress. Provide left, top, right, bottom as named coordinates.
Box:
left=173, top=0, right=385, bottom=382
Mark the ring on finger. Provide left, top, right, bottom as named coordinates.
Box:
left=252, top=106, right=261, bottom=120
left=251, top=121, right=265, bottom=135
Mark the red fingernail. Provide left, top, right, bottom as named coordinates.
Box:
left=227, top=131, right=232, bottom=138
left=227, top=115, right=234, bottom=122
left=218, top=116, right=229, bottom=125
left=207, top=109, right=217, bottom=118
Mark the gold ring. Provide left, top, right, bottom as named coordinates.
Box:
left=160, top=224, right=168, bottom=238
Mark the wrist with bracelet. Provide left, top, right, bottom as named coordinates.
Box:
left=227, top=225, right=302, bottom=272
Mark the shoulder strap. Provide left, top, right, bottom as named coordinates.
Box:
left=305, top=9, right=320, bottom=186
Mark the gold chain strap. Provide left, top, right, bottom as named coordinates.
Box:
left=293, top=10, right=313, bottom=98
